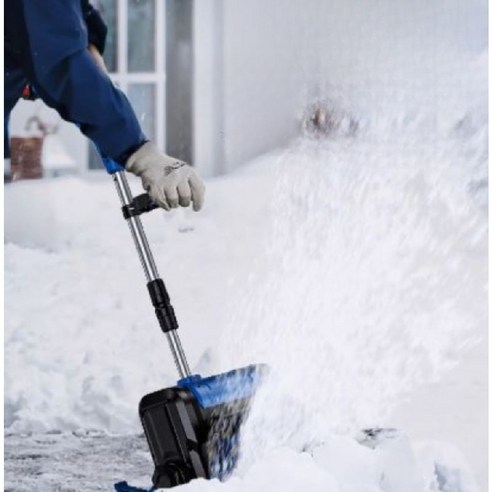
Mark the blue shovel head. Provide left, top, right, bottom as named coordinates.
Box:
left=139, top=364, right=268, bottom=488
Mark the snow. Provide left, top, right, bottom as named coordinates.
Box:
left=42, top=134, right=77, bottom=173
left=4, top=2, right=488, bottom=490
left=4, top=124, right=487, bottom=490
left=3, top=432, right=481, bottom=492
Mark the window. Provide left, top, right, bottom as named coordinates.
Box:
left=96, top=0, right=118, bottom=72
left=88, top=0, right=165, bottom=170
left=128, top=0, right=156, bottom=73
left=128, top=84, right=156, bottom=140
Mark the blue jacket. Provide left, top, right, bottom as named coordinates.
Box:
left=4, top=0, right=146, bottom=164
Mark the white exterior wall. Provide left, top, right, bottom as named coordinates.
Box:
left=221, top=0, right=308, bottom=173
left=193, top=0, right=322, bottom=176
left=193, top=0, right=225, bottom=177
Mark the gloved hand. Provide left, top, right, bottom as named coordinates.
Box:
left=126, top=142, right=205, bottom=211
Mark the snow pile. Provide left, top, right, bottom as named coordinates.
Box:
left=222, top=133, right=486, bottom=449
left=5, top=126, right=486, bottom=436
left=4, top=129, right=487, bottom=490
left=172, top=435, right=480, bottom=492
left=214, top=0, right=489, bottom=483
left=4, top=163, right=276, bottom=433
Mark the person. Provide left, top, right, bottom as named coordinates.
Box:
left=4, top=0, right=205, bottom=211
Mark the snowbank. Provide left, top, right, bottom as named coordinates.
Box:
left=4, top=127, right=487, bottom=489
left=4, top=158, right=277, bottom=433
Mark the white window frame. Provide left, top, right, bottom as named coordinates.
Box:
left=89, top=0, right=166, bottom=170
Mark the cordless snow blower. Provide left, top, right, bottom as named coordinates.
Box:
left=102, top=158, right=266, bottom=490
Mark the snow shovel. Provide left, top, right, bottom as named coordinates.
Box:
left=103, top=158, right=266, bottom=489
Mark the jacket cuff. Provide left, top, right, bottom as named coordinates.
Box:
left=117, top=139, right=150, bottom=168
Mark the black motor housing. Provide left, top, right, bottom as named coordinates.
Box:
left=139, top=365, right=265, bottom=488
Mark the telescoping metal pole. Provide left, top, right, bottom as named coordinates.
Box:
left=113, top=170, right=191, bottom=379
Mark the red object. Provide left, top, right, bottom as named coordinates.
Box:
left=22, top=84, right=31, bottom=99
left=10, top=136, right=44, bottom=180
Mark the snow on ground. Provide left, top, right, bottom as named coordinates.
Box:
left=4, top=160, right=276, bottom=434
left=4, top=123, right=487, bottom=491
left=3, top=430, right=481, bottom=492
left=4, top=432, right=153, bottom=492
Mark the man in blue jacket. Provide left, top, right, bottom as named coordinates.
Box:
left=4, top=0, right=205, bottom=211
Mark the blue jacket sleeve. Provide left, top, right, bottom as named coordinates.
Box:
left=19, top=0, right=146, bottom=163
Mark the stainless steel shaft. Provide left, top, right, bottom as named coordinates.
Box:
left=113, top=171, right=191, bottom=378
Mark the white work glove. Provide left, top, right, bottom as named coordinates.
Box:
left=126, top=142, right=205, bottom=211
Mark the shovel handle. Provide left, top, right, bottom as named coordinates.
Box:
left=111, top=167, right=191, bottom=379
left=95, top=155, right=191, bottom=377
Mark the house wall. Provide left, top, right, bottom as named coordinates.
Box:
left=220, top=0, right=310, bottom=173
left=193, top=0, right=324, bottom=175
left=193, top=0, right=225, bottom=177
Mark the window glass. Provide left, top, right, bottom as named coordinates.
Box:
left=94, top=0, right=118, bottom=72
left=128, top=84, right=156, bottom=140
left=128, top=0, right=156, bottom=72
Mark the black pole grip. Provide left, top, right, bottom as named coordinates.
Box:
left=147, top=279, right=179, bottom=333
left=122, top=193, right=160, bottom=219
